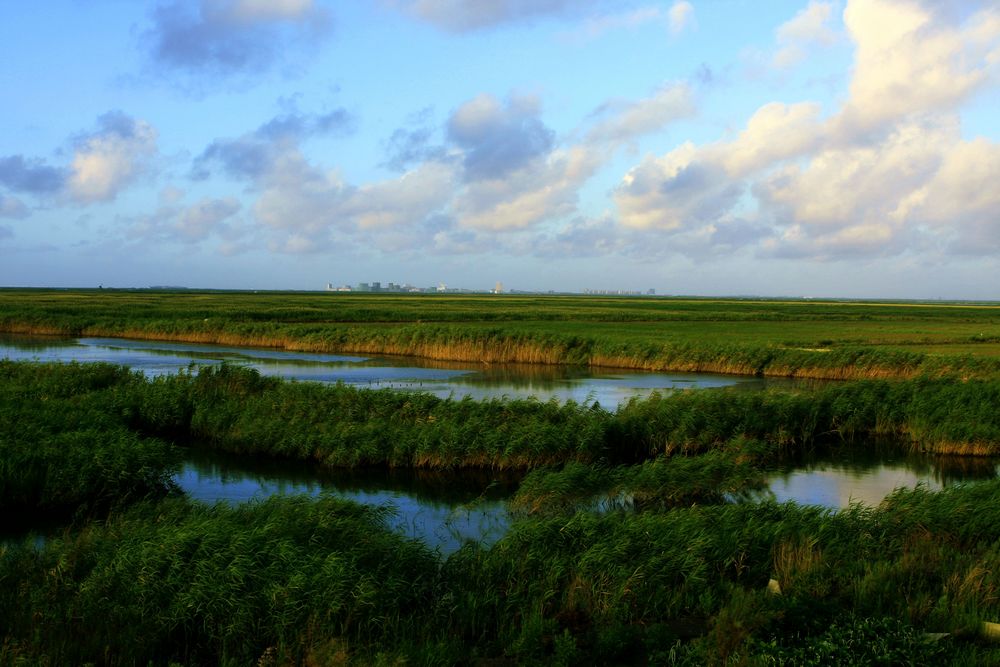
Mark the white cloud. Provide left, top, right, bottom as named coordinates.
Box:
left=777, top=1, right=837, bottom=43
left=176, top=197, right=242, bottom=241
left=611, top=0, right=1000, bottom=262
left=390, top=0, right=594, bottom=32
left=615, top=142, right=743, bottom=232
left=225, top=0, right=317, bottom=22
left=895, top=136, right=1000, bottom=254
left=719, top=102, right=824, bottom=175
left=586, top=83, right=695, bottom=145
left=68, top=113, right=158, bottom=204
left=455, top=146, right=601, bottom=230
left=668, top=1, right=695, bottom=35
left=447, top=93, right=554, bottom=181
left=251, top=143, right=456, bottom=251
left=838, top=0, right=1000, bottom=132
left=758, top=118, right=950, bottom=234
left=147, top=0, right=330, bottom=77
left=344, top=162, right=455, bottom=229
left=127, top=194, right=241, bottom=244
left=773, top=1, right=838, bottom=68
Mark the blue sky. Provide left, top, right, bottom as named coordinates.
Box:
left=1, top=0, right=998, bottom=298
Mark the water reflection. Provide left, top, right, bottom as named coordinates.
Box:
left=176, top=448, right=519, bottom=555
left=0, top=334, right=788, bottom=407
left=762, top=445, right=1000, bottom=508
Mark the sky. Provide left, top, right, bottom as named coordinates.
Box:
left=1, top=0, right=999, bottom=298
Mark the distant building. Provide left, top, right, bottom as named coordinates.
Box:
left=493, top=281, right=503, bottom=294
left=584, top=288, right=644, bottom=296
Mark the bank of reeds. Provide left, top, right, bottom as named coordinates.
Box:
left=0, top=361, right=179, bottom=522
left=509, top=445, right=771, bottom=516
left=443, top=481, right=1000, bottom=663
left=613, top=377, right=1000, bottom=458
left=116, top=363, right=611, bottom=469
left=0, top=496, right=443, bottom=665
left=3, top=289, right=1000, bottom=381
left=4, top=361, right=999, bottom=491
left=131, top=364, right=1000, bottom=465
left=7, top=484, right=1000, bottom=663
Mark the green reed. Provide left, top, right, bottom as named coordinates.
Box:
left=7, top=484, right=1000, bottom=664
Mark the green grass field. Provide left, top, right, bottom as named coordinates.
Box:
left=2, top=288, right=1000, bottom=378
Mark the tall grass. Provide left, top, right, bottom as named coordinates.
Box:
left=0, top=361, right=179, bottom=522
left=613, top=377, right=1000, bottom=458
left=4, top=360, right=997, bottom=499
left=9, top=485, right=1000, bottom=663
left=0, top=496, right=442, bottom=665
left=4, top=357, right=1000, bottom=662
left=509, top=446, right=771, bottom=516
left=3, top=289, right=1000, bottom=380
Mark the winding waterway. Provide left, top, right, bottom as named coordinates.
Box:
left=0, top=334, right=792, bottom=407
left=5, top=334, right=998, bottom=553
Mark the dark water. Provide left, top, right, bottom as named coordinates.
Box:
left=0, top=334, right=798, bottom=407
left=6, top=447, right=997, bottom=553
left=171, top=446, right=1000, bottom=553
left=176, top=449, right=517, bottom=555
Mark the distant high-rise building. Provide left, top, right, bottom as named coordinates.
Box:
left=494, top=281, right=503, bottom=294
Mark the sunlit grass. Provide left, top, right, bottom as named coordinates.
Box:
left=3, top=289, right=1000, bottom=379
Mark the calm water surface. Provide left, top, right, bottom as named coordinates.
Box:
left=760, top=446, right=1000, bottom=508
left=177, top=449, right=518, bottom=555
left=6, top=447, right=997, bottom=553
left=0, top=334, right=799, bottom=407
left=170, top=446, right=1000, bottom=554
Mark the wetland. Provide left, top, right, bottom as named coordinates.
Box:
left=3, top=290, right=1000, bottom=664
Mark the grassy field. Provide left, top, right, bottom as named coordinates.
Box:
left=4, top=290, right=1000, bottom=663
left=2, top=288, right=1000, bottom=379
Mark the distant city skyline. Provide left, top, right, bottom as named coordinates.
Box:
left=1, top=1, right=998, bottom=299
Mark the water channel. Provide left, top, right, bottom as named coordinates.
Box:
left=4, top=334, right=998, bottom=553
left=0, top=334, right=778, bottom=406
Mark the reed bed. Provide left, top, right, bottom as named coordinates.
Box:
left=3, top=357, right=1000, bottom=662
left=0, top=496, right=442, bottom=665
left=0, top=361, right=179, bottom=522
left=4, top=360, right=999, bottom=495
left=7, top=484, right=1000, bottom=663
left=3, top=288, right=1000, bottom=381
left=509, top=447, right=771, bottom=516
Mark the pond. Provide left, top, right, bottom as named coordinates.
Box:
left=0, top=334, right=802, bottom=407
